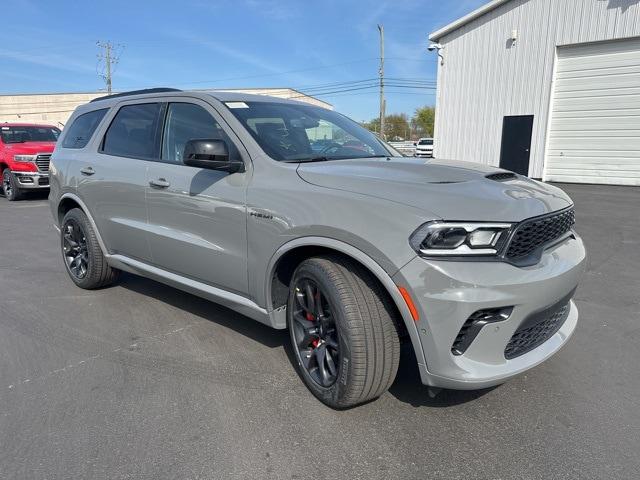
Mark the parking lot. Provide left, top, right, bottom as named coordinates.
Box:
left=0, top=183, right=638, bottom=479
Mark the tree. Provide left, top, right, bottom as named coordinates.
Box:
left=361, top=114, right=411, bottom=140
left=384, top=113, right=411, bottom=140
left=413, top=106, right=436, bottom=137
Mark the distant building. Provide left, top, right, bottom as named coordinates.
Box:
left=0, top=88, right=332, bottom=127
left=430, top=0, right=640, bottom=185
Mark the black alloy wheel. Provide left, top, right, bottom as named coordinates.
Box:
left=62, top=219, right=89, bottom=279
left=287, top=256, right=401, bottom=408
left=60, top=208, right=119, bottom=289
left=2, top=169, right=21, bottom=201
left=291, top=277, right=340, bottom=387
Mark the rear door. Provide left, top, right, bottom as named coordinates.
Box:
left=145, top=99, right=250, bottom=295
left=76, top=102, right=163, bottom=261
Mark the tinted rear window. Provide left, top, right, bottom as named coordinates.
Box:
left=62, top=109, right=108, bottom=149
left=102, top=103, right=162, bottom=159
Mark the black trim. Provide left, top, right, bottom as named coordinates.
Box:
left=452, top=307, right=513, bottom=355
left=90, top=88, right=181, bottom=103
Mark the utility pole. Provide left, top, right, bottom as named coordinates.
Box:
left=97, top=41, right=122, bottom=94
left=377, top=24, right=386, bottom=141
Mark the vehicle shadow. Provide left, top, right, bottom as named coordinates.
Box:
left=388, top=345, right=497, bottom=408
left=117, top=272, right=289, bottom=350
left=118, top=273, right=495, bottom=408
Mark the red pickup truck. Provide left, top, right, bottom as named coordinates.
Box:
left=1, top=123, right=61, bottom=201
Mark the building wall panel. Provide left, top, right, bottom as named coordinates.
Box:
left=433, top=0, right=640, bottom=179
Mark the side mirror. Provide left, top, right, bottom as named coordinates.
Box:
left=183, top=139, right=245, bottom=173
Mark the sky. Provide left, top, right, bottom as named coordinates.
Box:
left=0, top=0, right=486, bottom=121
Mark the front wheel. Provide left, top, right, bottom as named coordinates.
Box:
left=288, top=255, right=400, bottom=408
left=2, top=169, right=22, bottom=201
left=61, top=208, right=119, bottom=289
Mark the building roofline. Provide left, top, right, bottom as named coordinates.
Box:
left=429, top=0, right=512, bottom=41
left=0, top=91, right=103, bottom=98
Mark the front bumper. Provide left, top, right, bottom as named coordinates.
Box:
left=393, top=232, right=586, bottom=390
left=10, top=171, right=50, bottom=189
left=415, top=151, right=433, bottom=158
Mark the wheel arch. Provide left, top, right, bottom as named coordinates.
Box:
left=58, top=193, right=109, bottom=255
left=265, top=237, right=427, bottom=367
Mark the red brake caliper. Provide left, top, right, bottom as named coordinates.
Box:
left=307, top=312, right=319, bottom=348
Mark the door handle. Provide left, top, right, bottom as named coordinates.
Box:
left=149, top=178, right=171, bottom=188
left=80, top=166, right=95, bottom=176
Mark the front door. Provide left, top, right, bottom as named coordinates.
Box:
left=499, top=115, right=534, bottom=176
left=145, top=101, right=249, bottom=295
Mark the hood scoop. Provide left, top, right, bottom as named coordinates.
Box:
left=486, top=172, right=518, bottom=182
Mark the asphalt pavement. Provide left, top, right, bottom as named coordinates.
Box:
left=0, top=184, right=638, bottom=479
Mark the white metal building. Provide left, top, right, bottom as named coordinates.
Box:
left=430, top=0, right=640, bottom=185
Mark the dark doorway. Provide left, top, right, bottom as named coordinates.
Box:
left=499, top=115, right=534, bottom=176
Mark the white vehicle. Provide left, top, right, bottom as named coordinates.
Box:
left=415, top=137, right=434, bottom=158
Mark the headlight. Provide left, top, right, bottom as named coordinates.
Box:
left=409, top=221, right=513, bottom=256
left=13, top=154, right=37, bottom=162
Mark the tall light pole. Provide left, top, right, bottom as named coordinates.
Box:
left=377, top=24, right=386, bottom=141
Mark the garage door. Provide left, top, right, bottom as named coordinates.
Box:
left=545, top=38, right=640, bottom=185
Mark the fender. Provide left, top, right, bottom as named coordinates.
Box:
left=59, top=192, right=110, bottom=255
left=265, top=236, right=428, bottom=370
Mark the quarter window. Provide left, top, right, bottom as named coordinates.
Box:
left=62, top=109, right=108, bottom=149
left=102, top=103, right=162, bottom=159
left=162, top=103, right=235, bottom=164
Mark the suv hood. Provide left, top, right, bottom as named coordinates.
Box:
left=297, top=157, right=572, bottom=222
left=3, top=141, right=56, bottom=155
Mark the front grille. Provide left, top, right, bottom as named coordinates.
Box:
left=36, top=154, right=51, bottom=172
left=505, top=208, right=575, bottom=261
left=504, top=303, right=570, bottom=359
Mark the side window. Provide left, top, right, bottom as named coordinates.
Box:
left=162, top=103, right=236, bottom=164
left=62, top=109, right=108, bottom=149
left=102, top=103, right=162, bottom=159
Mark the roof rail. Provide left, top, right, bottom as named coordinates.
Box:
left=90, top=88, right=182, bottom=103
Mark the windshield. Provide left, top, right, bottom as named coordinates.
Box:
left=226, top=101, right=390, bottom=162
left=418, top=139, right=433, bottom=146
left=1, top=126, right=60, bottom=144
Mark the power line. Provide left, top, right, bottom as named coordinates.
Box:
left=116, top=58, right=380, bottom=91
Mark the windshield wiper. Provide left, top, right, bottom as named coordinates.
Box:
left=283, top=156, right=330, bottom=163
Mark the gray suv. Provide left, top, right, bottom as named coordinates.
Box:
left=49, top=88, right=586, bottom=408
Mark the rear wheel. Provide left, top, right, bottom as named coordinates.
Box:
left=2, top=169, right=22, bottom=201
left=288, top=255, right=400, bottom=408
left=61, top=208, right=119, bottom=289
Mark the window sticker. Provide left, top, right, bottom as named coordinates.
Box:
left=225, top=102, right=249, bottom=109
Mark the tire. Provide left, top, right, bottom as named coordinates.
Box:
left=2, top=169, right=22, bottom=201
left=61, top=208, right=119, bottom=289
left=287, top=255, right=401, bottom=408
